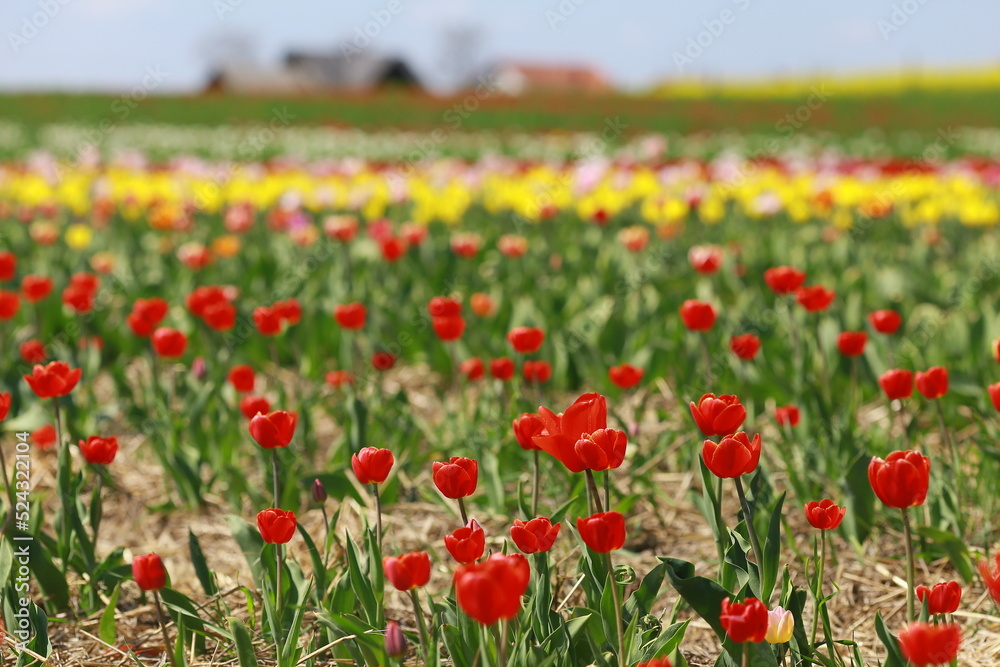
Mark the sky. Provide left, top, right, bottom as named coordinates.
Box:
left=2, top=0, right=999, bottom=93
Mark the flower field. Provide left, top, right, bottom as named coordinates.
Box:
left=1, top=129, right=1000, bottom=667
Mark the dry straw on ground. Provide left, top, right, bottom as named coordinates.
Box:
left=21, top=365, right=1000, bottom=666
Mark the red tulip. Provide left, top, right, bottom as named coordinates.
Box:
left=151, top=328, right=188, bottom=358
left=720, top=597, right=769, bottom=643
left=915, top=366, right=948, bottom=399
left=512, top=412, right=545, bottom=451
left=490, top=357, right=514, bottom=381
left=470, top=292, right=495, bottom=317
left=679, top=299, right=716, bottom=331
left=837, top=331, right=868, bottom=357
left=69, top=272, right=99, bottom=293
left=450, top=233, right=481, bottom=258
left=522, top=360, right=551, bottom=383
left=19, top=339, right=46, bottom=364
left=372, top=351, right=396, bottom=371
left=879, top=369, right=914, bottom=400
left=351, top=446, right=395, bottom=485
left=385, top=620, right=408, bottom=658
left=132, top=553, right=168, bottom=591
left=916, top=581, right=962, bottom=615
left=379, top=236, right=408, bottom=262
left=78, top=435, right=118, bottom=465
left=868, top=450, right=930, bottom=508
left=459, top=357, right=484, bottom=381
left=257, top=508, right=296, bottom=544
left=127, top=298, right=169, bottom=337
left=510, top=517, right=561, bottom=554
left=432, top=315, right=466, bottom=341
left=323, top=215, right=358, bottom=242
left=274, top=298, right=301, bottom=325
left=993, top=337, right=1000, bottom=363
left=444, top=519, right=485, bottom=564
left=796, top=285, right=835, bottom=312
left=432, top=457, right=478, bottom=498
left=636, top=659, right=673, bottom=667
left=0, top=251, right=16, bottom=281
left=608, top=363, right=643, bottom=389
left=869, top=309, right=902, bottom=334
left=383, top=551, right=431, bottom=591
left=228, top=365, right=255, bottom=393
left=62, top=284, right=94, bottom=313
left=730, top=334, right=761, bottom=360
left=32, top=424, right=56, bottom=451
left=897, top=622, right=961, bottom=666
left=0, top=290, right=20, bottom=320
left=334, top=302, right=366, bottom=330
left=21, top=275, right=53, bottom=303
left=989, top=382, right=1000, bottom=412
left=764, top=266, right=806, bottom=295
left=454, top=553, right=529, bottom=625
left=498, top=234, right=528, bottom=258
left=703, top=432, right=761, bottom=478
left=248, top=410, right=297, bottom=449
left=253, top=306, right=282, bottom=336
left=774, top=405, right=800, bottom=427
left=428, top=296, right=461, bottom=318
left=186, top=286, right=228, bottom=318
left=804, top=499, right=846, bottom=530
left=577, top=511, right=626, bottom=553
left=690, top=393, right=746, bottom=437
left=239, top=395, right=271, bottom=420
left=0, top=392, right=10, bottom=421
left=24, top=361, right=82, bottom=399
left=979, top=553, right=1000, bottom=607
left=574, top=428, right=627, bottom=471
left=507, top=326, right=544, bottom=354
left=325, top=370, right=354, bottom=388
left=533, top=392, right=608, bottom=473
left=203, top=301, right=237, bottom=331
left=401, top=222, right=428, bottom=247
left=689, top=245, right=722, bottom=274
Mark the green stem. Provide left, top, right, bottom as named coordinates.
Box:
left=531, top=450, right=540, bottom=518
left=894, top=400, right=911, bottom=449
left=498, top=620, right=508, bottom=667
left=811, top=531, right=826, bottom=649
left=603, top=470, right=611, bottom=513
left=458, top=496, right=469, bottom=525
left=714, top=474, right=727, bottom=575
left=154, top=591, right=178, bottom=667
left=699, top=333, right=713, bottom=386
left=409, top=589, right=431, bottom=666
left=584, top=469, right=604, bottom=514
left=272, top=450, right=280, bottom=507
left=902, top=507, right=916, bottom=622
left=606, top=554, right=626, bottom=666
left=276, top=542, right=283, bottom=628
left=373, top=483, right=383, bottom=550
left=734, top=476, right=764, bottom=576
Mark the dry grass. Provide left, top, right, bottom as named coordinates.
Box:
left=21, top=367, right=1000, bottom=666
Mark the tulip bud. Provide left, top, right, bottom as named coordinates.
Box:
left=312, top=478, right=327, bottom=504
left=765, top=606, right=795, bottom=644
left=385, top=620, right=408, bottom=658
left=191, top=356, right=207, bottom=380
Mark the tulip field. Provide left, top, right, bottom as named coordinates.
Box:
left=2, top=116, right=1000, bottom=667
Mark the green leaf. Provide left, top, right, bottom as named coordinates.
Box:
left=229, top=616, right=260, bottom=666
left=639, top=620, right=689, bottom=663
left=917, top=526, right=975, bottom=584
left=844, top=454, right=874, bottom=544
left=99, top=583, right=121, bottom=646
left=623, top=560, right=666, bottom=622
left=188, top=529, right=218, bottom=596
left=874, top=612, right=906, bottom=667
left=761, top=491, right=786, bottom=603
